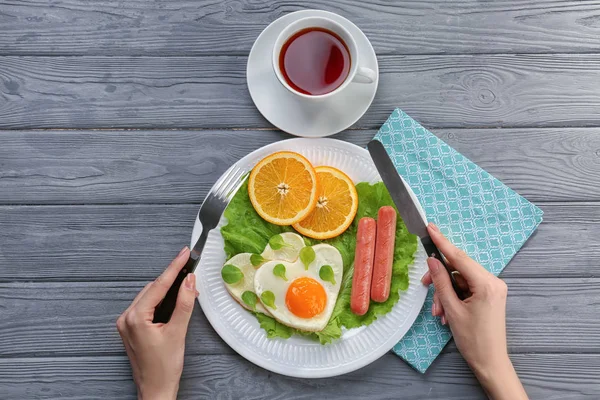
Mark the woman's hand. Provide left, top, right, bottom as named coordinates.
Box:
left=117, top=247, right=198, bottom=400
left=421, top=223, right=528, bottom=400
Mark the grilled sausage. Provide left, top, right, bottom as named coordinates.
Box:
left=350, top=217, right=377, bottom=315
left=371, top=206, right=397, bottom=302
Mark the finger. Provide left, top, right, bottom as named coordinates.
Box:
left=435, top=306, right=446, bottom=324
left=452, top=271, right=472, bottom=297
left=452, top=271, right=468, bottom=290
left=427, top=257, right=461, bottom=313
left=168, top=273, right=197, bottom=332
left=432, top=292, right=444, bottom=317
left=115, top=317, right=141, bottom=377
left=123, top=282, right=153, bottom=316
left=117, top=282, right=148, bottom=334
left=118, top=334, right=140, bottom=378
left=421, top=271, right=432, bottom=286
left=138, top=246, right=190, bottom=310
left=427, top=223, right=488, bottom=283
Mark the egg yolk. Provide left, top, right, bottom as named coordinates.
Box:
left=285, top=277, right=327, bottom=318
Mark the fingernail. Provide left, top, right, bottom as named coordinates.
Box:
left=432, top=303, right=437, bottom=316
left=428, top=257, right=440, bottom=273
left=429, top=222, right=440, bottom=233
left=441, top=315, right=447, bottom=325
left=195, top=290, right=200, bottom=297
left=185, top=273, right=195, bottom=290
left=178, top=246, right=188, bottom=257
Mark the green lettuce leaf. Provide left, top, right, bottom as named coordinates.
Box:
left=254, top=312, right=294, bottom=339
left=221, top=181, right=417, bottom=344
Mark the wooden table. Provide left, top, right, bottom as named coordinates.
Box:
left=1, top=1, right=600, bottom=399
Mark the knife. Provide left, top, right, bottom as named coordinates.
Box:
left=367, top=139, right=467, bottom=300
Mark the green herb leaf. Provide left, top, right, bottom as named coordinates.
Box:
left=250, top=253, right=265, bottom=267
left=268, top=234, right=286, bottom=250
left=241, top=291, right=258, bottom=310
left=299, top=246, right=316, bottom=270
left=272, top=263, right=287, bottom=281
left=221, top=264, right=244, bottom=284
left=260, top=291, right=277, bottom=309
left=319, top=265, right=336, bottom=285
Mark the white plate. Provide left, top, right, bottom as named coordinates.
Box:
left=246, top=10, right=379, bottom=137
left=193, top=138, right=428, bottom=378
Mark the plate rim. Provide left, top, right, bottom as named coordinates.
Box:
left=193, top=138, right=428, bottom=378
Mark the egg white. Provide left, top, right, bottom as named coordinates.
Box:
left=222, top=253, right=268, bottom=314
left=222, top=232, right=307, bottom=315
left=261, top=232, right=306, bottom=262
left=254, top=244, right=343, bottom=332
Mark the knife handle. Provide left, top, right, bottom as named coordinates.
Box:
left=153, top=255, right=200, bottom=324
left=421, top=236, right=468, bottom=300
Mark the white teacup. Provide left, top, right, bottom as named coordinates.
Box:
left=272, top=16, right=377, bottom=99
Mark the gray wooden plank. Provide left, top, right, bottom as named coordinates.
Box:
left=2, top=54, right=600, bottom=129
left=0, top=129, right=287, bottom=205
left=0, top=278, right=598, bottom=358
left=0, top=281, right=231, bottom=357
left=1, top=128, right=599, bottom=204
left=433, top=128, right=600, bottom=203
left=2, top=0, right=600, bottom=56
left=1, top=353, right=599, bottom=400
left=0, top=202, right=596, bottom=281
left=0, top=204, right=198, bottom=281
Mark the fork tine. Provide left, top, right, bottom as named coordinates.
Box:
left=200, top=166, right=237, bottom=207
left=215, top=167, right=243, bottom=201
left=217, top=168, right=245, bottom=200
left=215, top=167, right=241, bottom=199
left=212, top=166, right=238, bottom=193
left=226, top=174, right=248, bottom=201
left=221, top=169, right=247, bottom=200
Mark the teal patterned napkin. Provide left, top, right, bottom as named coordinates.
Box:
left=374, top=109, right=543, bottom=373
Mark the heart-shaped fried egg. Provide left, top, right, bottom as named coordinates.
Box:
left=221, top=232, right=305, bottom=313
left=253, top=244, right=343, bottom=332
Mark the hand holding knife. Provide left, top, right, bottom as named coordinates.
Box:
left=367, top=140, right=469, bottom=300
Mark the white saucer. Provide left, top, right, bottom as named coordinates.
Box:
left=247, top=10, right=379, bottom=137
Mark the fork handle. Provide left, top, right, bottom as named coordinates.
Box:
left=153, top=228, right=208, bottom=324
left=152, top=255, right=199, bottom=323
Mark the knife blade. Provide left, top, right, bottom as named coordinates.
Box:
left=367, top=139, right=467, bottom=300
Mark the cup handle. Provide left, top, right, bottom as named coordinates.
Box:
left=352, top=66, right=377, bottom=84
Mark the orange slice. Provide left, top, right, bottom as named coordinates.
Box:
left=292, top=166, right=358, bottom=239
left=248, top=151, right=318, bottom=226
